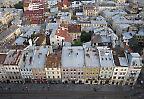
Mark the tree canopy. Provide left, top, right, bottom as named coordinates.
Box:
left=80, top=31, right=93, bottom=43
left=14, top=1, right=23, bottom=9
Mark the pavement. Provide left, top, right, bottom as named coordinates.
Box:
left=0, top=83, right=144, bottom=99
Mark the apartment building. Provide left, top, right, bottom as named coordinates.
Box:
left=77, top=16, right=107, bottom=30
left=61, top=46, right=85, bottom=84
left=124, top=53, right=143, bottom=85
left=83, top=47, right=100, bottom=84
left=3, top=50, right=22, bottom=83
left=97, top=46, right=115, bottom=84
left=20, top=45, right=53, bottom=83
left=111, top=54, right=129, bottom=85
left=45, top=52, right=61, bottom=83
left=68, top=24, right=81, bottom=41
left=23, top=0, right=46, bottom=24
left=0, top=53, right=7, bottom=82
left=91, top=27, right=118, bottom=48
left=83, top=3, right=99, bottom=16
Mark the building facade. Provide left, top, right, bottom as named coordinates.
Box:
left=61, top=46, right=85, bottom=84
left=45, top=52, right=61, bottom=83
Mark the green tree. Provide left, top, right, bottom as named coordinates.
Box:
left=14, top=1, right=23, bottom=9
left=80, top=31, right=93, bottom=43
left=72, top=40, right=82, bottom=46
left=129, top=36, right=143, bottom=54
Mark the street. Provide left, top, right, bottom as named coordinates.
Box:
left=0, top=84, right=144, bottom=99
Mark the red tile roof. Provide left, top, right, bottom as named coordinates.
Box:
left=68, top=24, right=81, bottom=33
left=63, top=0, right=70, bottom=7
left=56, top=27, right=72, bottom=42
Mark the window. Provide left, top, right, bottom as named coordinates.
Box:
left=116, top=69, right=118, bottom=71
left=114, top=72, right=117, bottom=75
left=58, top=76, right=59, bottom=78
left=118, top=77, right=121, bottom=79
left=113, top=76, right=116, bottom=79
left=121, top=77, right=124, bottom=79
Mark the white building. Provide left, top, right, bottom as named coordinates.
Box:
left=19, top=45, right=53, bottom=83
left=125, top=53, right=143, bottom=85
left=77, top=16, right=107, bottom=30
left=61, top=46, right=85, bottom=84
left=111, top=56, right=129, bottom=85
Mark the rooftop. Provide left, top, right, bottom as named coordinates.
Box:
left=102, top=9, right=127, bottom=18
left=118, top=57, right=128, bottom=67
left=122, top=32, right=135, bottom=40
left=61, top=46, right=84, bottom=68
left=137, top=28, right=144, bottom=36
left=56, top=27, right=72, bottom=42
left=45, top=52, right=61, bottom=68
left=68, top=24, right=81, bottom=33
left=19, top=45, right=53, bottom=69
left=3, top=50, right=22, bottom=65
left=84, top=47, right=100, bottom=67
left=0, top=25, right=19, bottom=42
left=97, top=46, right=115, bottom=67
left=0, top=53, right=7, bottom=64
left=35, top=34, right=46, bottom=46
left=45, top=23, right=59, bottom=36
left=128, top=53, right=142, bottom=66
left=15, top=25, right=41, bottom=45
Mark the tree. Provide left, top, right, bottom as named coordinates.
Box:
left=72, top=40, right=82, bottom=46
left=80, top=31, right=93, bottom=43
left=14, top=1, right=23, bottom=9
left=129, top=36, right=143, bottom=54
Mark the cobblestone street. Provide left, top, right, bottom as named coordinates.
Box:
left=0, top=84, right=144, bottom=99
